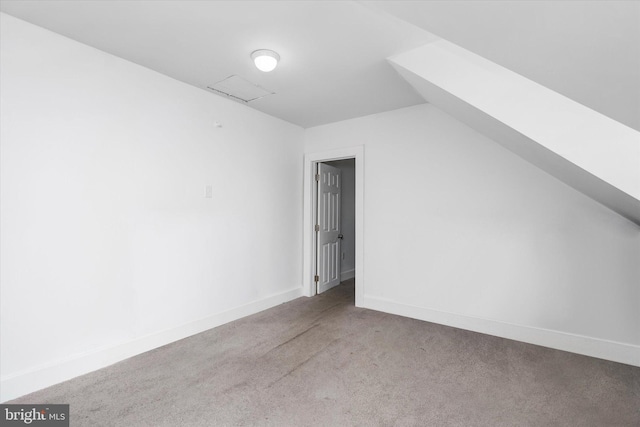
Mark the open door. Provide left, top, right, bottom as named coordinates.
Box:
left=316, top=162, right=342, bottom=294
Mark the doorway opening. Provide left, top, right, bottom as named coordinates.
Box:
left=303, top=147, right=364, bottom=306
left=316, top=159, right=355, bottom=294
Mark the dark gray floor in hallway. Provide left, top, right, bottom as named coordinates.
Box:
left=9, top=279, right=640, bottom=426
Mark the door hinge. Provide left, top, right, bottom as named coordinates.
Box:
left=315, top=173, right=320, bottom=182
left=314, top=275, right=319, bottom=283
left=315, top=224, right=320, bottom=232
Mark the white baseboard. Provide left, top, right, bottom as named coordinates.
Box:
left=340, top=269, right=355, bottom=281
left=1, top=287, right=303, bottom=402
left=363, top=295, right=640, bottom=367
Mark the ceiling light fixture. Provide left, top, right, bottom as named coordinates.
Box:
left=251, top=49, right=280, bottom=72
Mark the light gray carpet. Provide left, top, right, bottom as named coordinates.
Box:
left=9, top=280, right=640, bottom=426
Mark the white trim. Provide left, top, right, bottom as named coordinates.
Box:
left=340, top=269, right=355, bottom=282
left=1, top=287, right=302, bottom=402
left=363, top=295, right=640, bottom=367
left=303, top=146, right=364, bottom=306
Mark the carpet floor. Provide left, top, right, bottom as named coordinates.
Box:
left=9, top=279, right=640, bottom=426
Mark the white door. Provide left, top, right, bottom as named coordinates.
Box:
left=316, top=163, right=342, bottom=294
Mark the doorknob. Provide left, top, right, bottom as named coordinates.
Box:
left=338, top=234, right=344, bottom=240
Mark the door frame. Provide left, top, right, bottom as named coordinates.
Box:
left=303, top=146, right=364, bottom=306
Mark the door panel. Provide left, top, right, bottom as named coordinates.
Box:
left=317, top=163, right=342, bottom=294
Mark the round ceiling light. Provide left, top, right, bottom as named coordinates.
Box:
left=251, top=49, right=280, bottom=72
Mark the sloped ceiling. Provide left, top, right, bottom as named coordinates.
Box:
left=0, top=0, right=640, bottom=130
left=368, top=0, right=640, bottom=132
left=390, top=42, right=640, bottom=224
left=1, top=0, right=638, bottom=130
left=0, top=0, right=433, bottom=128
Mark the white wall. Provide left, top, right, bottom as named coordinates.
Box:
left=0, top=13, right=304, bottom=401
left=325, top=159, right=356, bottom=279
left=305, top=104, right=640, bottom=366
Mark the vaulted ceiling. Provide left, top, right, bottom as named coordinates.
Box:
left=2, top=0, right=638, bottom=130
